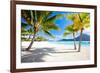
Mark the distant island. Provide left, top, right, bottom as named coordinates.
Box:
left=59, top=34, right=90, bottom=41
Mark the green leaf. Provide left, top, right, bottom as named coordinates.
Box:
left=63, top=32, right=72, bottom=37
left=66, top=13, right=75, bottom=21
left=43, top=30, right=55, bottom=38
left=79, top=13, right=89, bottom=21
left=65, top=25, right=74, bottom=32
left=43, top=23, right=60, bottom=31
left=42, top=14, right=62, bottom=25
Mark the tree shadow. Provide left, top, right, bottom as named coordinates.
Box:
left=21, top=47, right=56, bottom=63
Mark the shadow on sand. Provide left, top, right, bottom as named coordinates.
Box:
left=21, top=47, right=56, bottom=63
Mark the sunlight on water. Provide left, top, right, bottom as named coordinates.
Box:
left=48, top=41, right=90, bottom=48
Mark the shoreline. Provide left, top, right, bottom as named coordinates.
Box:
left=21, top=41, right=90, bottom=62
left=22, top=41, right=89, bottom=50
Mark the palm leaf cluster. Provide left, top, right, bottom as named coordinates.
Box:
left=64, top=12, right=90, bottom=51
left=21, top=10, right=62, bottom=38
left=21, top=10, right=62, bottom=50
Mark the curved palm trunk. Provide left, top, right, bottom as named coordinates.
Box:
left=26, top=10, right=37, bottom=51
left=78, top=28, right=83, bottom=52
left=73, top=32, right=77, bottom=50
left=26, top=33, right=36, bottom=51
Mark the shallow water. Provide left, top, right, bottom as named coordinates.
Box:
left=48, top=41, right=90, bottom=48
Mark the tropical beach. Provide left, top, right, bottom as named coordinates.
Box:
left=21, top=41, right=90, bottom=62
left=21, top=10, right=90, bottom=63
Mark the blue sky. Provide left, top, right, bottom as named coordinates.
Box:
left=47, top=12, right=73, bottom=40
left=21, top=11, right=90, bottom=40
left=39, top=11, right=90, bottom=40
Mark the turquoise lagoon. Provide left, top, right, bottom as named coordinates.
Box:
left=48, top=41, right=90, bottom=48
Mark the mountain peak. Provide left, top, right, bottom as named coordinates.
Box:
left=59, top=34, right=90, bottom=41
left=75, top=34, right=90, bottom=41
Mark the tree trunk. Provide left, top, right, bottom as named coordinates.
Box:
left=73, top=32, right=77, bottom=50
left=26, top=33, right=36, bottom=51
left=26, top=10, right=37, bottom=51
left=78, top=28, right=83, bottom=52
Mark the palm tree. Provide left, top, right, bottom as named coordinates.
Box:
left=21, top=10, right=62, bottom=51
left=77, top=13, right=90, bottom=52
left=64, top=13, right=90, bottom=51
left=64, top=24, right=78, bottom=50
left=64, top=13, right=79, bottom=50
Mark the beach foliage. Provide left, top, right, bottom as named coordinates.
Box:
left=21, top=10, right=62, bottom=50
left=64, top=13, right=90, bottom=51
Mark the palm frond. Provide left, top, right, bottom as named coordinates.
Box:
left=21, top=10, right=32, bottom=24
left=65, top=25, right=74, bottom=32
left=79, top=13, right=89, bottom=21
left=41, top=14, right=62, bottom=26
left=79, top=13, right=90, bottom=28
left=37, top=11, right=52, bottom=24
left=46, top=14, right=62, bottom=22
left=43, top=29, right=55, bottom=38
left=63, top=32, right=72, bottom=37
left=66, top=13, right=75, bottom=20
left=42, top=23, right=60, bottom=31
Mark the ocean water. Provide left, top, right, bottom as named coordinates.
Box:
left=48, top=41, right=90, bottom=48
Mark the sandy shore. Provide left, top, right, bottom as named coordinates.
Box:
left=21, top=41, right=90, bottom=62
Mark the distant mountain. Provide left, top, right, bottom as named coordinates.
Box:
left=59, top=34, right=90, bottom=41
left=75, top=34, right=90, bottom=41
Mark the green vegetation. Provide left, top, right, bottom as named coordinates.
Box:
left=21, top=10, right=90, bottom=52
left=64, top=13, right=90, bottom=51
left=34, top=36, right=48, bottom=41
left=21, top=10, right=62, bottom=51
left=21, top=36, right=48, bottom=41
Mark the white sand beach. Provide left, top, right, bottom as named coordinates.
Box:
left=21, top=41, right=90, bottom=62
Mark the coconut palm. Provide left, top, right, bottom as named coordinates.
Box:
left=64, top=24, right=78, bottom=50
left=65, top=13, right=90, bottom=52
left=21, top=10, right=62, bottom=51
left=64, top=13, right=90, bottom=51
left=77, top=13, right=90, bottom=52
left=64, top=13, right=80, bottom=50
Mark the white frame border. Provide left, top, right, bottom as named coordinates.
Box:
left=16, top=4, right=95, bottom=69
